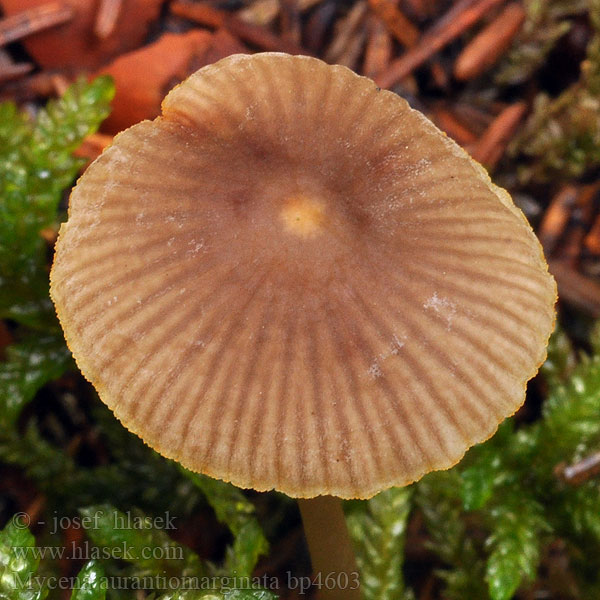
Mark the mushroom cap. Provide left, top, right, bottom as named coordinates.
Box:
left=50, top=53, right=556, bottom=499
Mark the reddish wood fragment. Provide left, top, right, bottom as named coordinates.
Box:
left=549, top=260, right=600, bottom=317
left=325, top=1, right=367, bottom=64
left=429, top=60, right=449, bottom=89
left=171, top=0, right=306, bottom=54
left=368, top=0, right=419, bottom=47
left=0, top=0, right=163, bottom=71
left=430, top=105, right=477, bottom=145
left=584, top=215, right=600, bottom=255
left=375, top=0, right=506, bottom=88
left=0, top=1, right=73, bottom=46
left=74, top=132, right=113, bottom=164
left=0, top=61, right=33, bottom=84
left=201, top=28, right=248, bottom=64
left=539, top=186, right=578, bottom=256
left=279, top=0, right=302, bottom=46
left=454, top=2, right=526, bottom=81
left=94, top=0, right=122, bottom=39
left=335, top=21, right=367, bottom=69
left=98, top=30, right=213, bottom=133
left=236, top=0, right=321, bottom=26
left=403, top=0, right=439, bottom=20
left=363, top=15, right=392, bottom=79
left=556, top=452, right=600, bottom=485
left=470, top=101, right=527, bottom=169
left=452, top=102, right=494, bottom=133
left=304, top=1, right=337, bottom=53
left=560, top=183, right=598, bottom=265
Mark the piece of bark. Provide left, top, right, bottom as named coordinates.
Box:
left=98, top=30, right=213, bottom=134
left=539, top=185, right=579, bottom=256
left=0, top=1, right=73, bottom=46
left=368, top=0, right=419, bottom=48
left=470, top=101, right=527, bottom=169
left=171, top=0, right=306, bottom=54
left=325, top=1, right=367, bottom=64
left=549, top=260, right=600, bottom=317
left=376, top=0, right=506, bottom=88
left=279, top=0, right=302, bottom=46
left=304, top=0, right=337, bottom=54
left=556, top=452, right=600, bottom=485
left=0, top=0, right=163, bottom=71
left=430, top=105, right=477, bottom=145
left=236, top=0, right=321, bottom=26
left=94, top=0, right=122, bottom=39
left=454, top=2, right=526, bottom=81
left=363, top=15, right=393, bottom=79
left=0, top=61, right=33, bottom=85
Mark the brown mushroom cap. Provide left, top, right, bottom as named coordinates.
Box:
left=50, top=53, right=556, bottom=499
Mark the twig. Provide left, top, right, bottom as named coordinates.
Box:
left=454, top=2, right=526, bottom=80
left=375, top=0, right=506, bottom=88
left=548, top=259, right=600, bottom=317
left=237, top=0, right=321, bottom=26
left=367, top=0, right=419, bottom=48
left=363, top=15, right=393, bottom=79
left=471, top=101, right=528, bottom=169
left=539, top=186, right=579, bottom=256
left=279, top=0, right=302, bottom=46
left=559, top=184, right=598, bottom=266
left=0, top=1, right=73, bottom=46
left=0, top=61, right=33, bottom=85
left=94, top=0, right=123, bottom=39
left=556, top=452, right=600, bottom=485
left=171, top=0, right=307, bottom=54
left=430, top=105, right=478, bottom=145
left=584, top=215, right=600, bottom=255
left=304, top=1, right=337, bottom=53
left=325, top=1, right=367, bottom=64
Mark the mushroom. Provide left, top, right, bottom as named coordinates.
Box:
left=50, top=53, right=556, bottom=599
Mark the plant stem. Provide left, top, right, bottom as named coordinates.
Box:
left=298, top=495, right=362, bottom=600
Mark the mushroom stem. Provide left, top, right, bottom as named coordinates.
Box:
left=298, top=496, right=361, bottom=600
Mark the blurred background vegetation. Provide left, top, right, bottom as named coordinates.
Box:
left=2, top=0, right=600, bottom=599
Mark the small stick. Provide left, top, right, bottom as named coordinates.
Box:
left=538, top=185, right=579, bottom=256
left=0, top=61, right=33, bottom=85
left=470, top=101, right=527, bottom=169
left=454, top=2, right=526, bottom=80
left=0, top=1, right=73, bottom=46
left=279, top=0, right=302, bottom=46
left=368, top=0, right=419, bottom=48
left=94, top=0, right=123, bottom=40
left=375, top=0, right=506, bottom=88
left=452, top=102, right=493, bottom=133
left=304, top=1, right=337, bottom=54
left=325, top=1, right=367, bottom=64
left=335, top=23, right=367, bottom=69
left=556, top=452, right=600, bottom=485
left=74, top=133, right=114, bottom=163
left=429, top=60, right=449, bottom=89
left=171, top=0, right=307, bottom=54
left=548, top=259, right=600, bottom=317
left=584, top=215, right=600, bottom=255
left=559, top=183, right=599, bottom=266
left=363, top=15, right=393, bottom=79
left=237, top=0, right=322, bottom=26
left=430, top=105, right=477, bottom=145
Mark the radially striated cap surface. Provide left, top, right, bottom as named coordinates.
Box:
left=50, top=53, right=557, bottom=499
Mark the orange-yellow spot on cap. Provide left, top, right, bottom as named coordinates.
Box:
left=280, top=196, right=326, bottom=237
